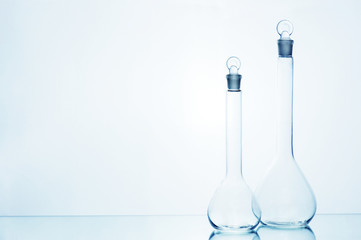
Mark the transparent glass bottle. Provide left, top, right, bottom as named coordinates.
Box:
left=208, top=57, right=260, bottom=231
left=254, top=20, right=317, bottom=227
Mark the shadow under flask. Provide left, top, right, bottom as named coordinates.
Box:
left=209, top=230, right=260, bottom=240
left=255, top=20, right=317, bottom=227
left=208, top=57, right=261, bottom=232
left=257, top=225, right=316, bottom=240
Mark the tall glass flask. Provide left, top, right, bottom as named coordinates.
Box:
left=208, top=57, right=260, bottom=231
left=255, top=20, right=317, bottom=227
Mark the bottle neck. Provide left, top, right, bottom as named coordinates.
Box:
left=226, top=90, right=242, bottom=178
left=276, top=57, right=294, bottom=158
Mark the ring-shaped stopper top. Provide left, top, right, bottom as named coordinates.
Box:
left=277, top=20, right=293, bottom=39
left=226, top=56, right=241, bottom=75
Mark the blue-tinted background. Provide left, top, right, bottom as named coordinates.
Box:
left=0, top=0, right=360, bottom=215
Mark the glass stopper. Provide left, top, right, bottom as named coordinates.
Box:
left=226, top=56, right=241, bottom=75
left=277, top=20, right=293, bottom=39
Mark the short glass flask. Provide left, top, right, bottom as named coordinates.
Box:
left=254, top=20, right=317, bottom=227
left=207, top=57, right=261, bottom=231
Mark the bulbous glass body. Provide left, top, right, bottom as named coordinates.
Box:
left=208, top=91, right=260, bottom=231
left=208, top=176, right=260, bottom=231
left=255, top=154, right=316, bottom=226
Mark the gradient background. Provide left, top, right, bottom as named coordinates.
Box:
left=0, top=0, right=360, bottom=216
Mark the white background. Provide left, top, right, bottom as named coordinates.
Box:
left=0, top=0, right=360, bottom=215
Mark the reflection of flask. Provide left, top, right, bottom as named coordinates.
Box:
left=209, top=230, right=260, bottom=240
left=207, top=57, right=260, bottom=231
left=257, top=226, right=316, bottom=240
left=255, top=20, right=317, bottom=227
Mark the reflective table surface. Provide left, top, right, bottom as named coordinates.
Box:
left=0, top=214, right=359, bottom=239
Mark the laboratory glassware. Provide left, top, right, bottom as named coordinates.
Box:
left=207, top=57, right=261, bottom=231
left=254, top=20, right=317, bottom=227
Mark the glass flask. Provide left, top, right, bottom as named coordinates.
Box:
left=209, top=230, right=260, bottom=240
left=208, top=57, right=261, bottom=231
left=254, top=20, right=317, bottom=227
left=257, top=225, right=316, bottom=240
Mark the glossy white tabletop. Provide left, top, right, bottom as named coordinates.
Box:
left=0, top=214, right=359, bottom=239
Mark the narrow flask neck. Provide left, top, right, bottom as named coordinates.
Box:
left=276, top=57, right=294, bottom=158
left=226, top=90, right=242, bottom=177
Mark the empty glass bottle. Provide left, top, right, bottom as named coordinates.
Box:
left=207, top=57, right=260, bottom=231
left=254, top=20, right=317, bottom=227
